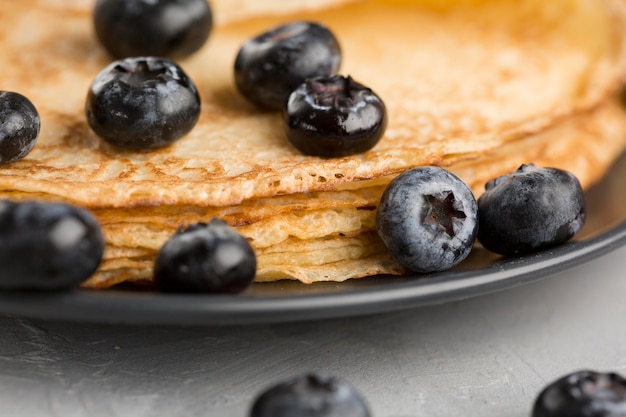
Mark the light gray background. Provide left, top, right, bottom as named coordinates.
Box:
left=1, top=245, right=625, bottom=417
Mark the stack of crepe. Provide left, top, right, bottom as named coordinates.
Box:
left=2, top=0, right=626, bottom=288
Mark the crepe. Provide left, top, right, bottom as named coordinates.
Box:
left=2, top=0, right=626, bottom=288
left=79, top=98, right=626, bottom=287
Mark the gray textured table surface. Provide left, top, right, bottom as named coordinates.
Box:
left=1, top=245, right=625, bottom=417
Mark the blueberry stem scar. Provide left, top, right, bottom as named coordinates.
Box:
left=424, top=192, right=466, bottom=237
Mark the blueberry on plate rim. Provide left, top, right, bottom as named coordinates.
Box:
left=85, top=56, right=201, bottom=149
left=532, top=370, right=626, bottom=417
left=250, top=373, right=371, bottom=417
left=153, top=218, right=257, bottom=293
left=376, top=166, right=478, bottom=273
left=283, top=75, right=387, bottom=157
left=477, top=164, right=586, bottom=256
left=0, top=91, right=40, bottom=166
left=93, top=0, right=213, bottom=59
left=0, top=200, right=105, bottom=291
left=234, top=21, right=342, bottom=110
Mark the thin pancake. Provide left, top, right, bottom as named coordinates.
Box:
left=1, top=0, right=625, bottom=208
left=80, top=98, right=626, bottom=288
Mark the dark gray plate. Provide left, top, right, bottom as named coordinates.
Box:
left=1, top=153, right=625, bottom=326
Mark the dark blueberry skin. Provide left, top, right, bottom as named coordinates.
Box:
left=154, top=219, right=256, bottom=293
left=250, top=373, right=371, bottom=417
left=0, top=91, right=40, bottom=166
left=93, top=0, right=213, bottom=59
left=0, top=200, right=105, bottom=291
left=376, top=167, right=478, bottom=273
left=85, top=57, right=201, bottom=149
left=234, top=21, right=342, bottom=110
left=477, top=164, right=585, bottom=256
left=284, top=75, right=387, bottom=157
left=532, top=370, right=626, bottom=417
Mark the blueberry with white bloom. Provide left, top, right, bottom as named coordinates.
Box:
left=376, top=166, right=478, bottom=273
left=477, top=164, right=585, bottom=256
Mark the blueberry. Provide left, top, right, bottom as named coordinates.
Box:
left=93, top=0, right=213, bottom=59
left=250, top=373, right=371, bottom=417
left=532, top=370, right=626, bottom=417
left=376, top=166, right=478, bottom=273
left=283, top=75, right=387, bottom=157
left=153, top=219, right=256, bottom=293
left=0, top=91, right=40, bottom=166
left=234, top=21, right=342, bottom=110
left=0, top=200, right=105, bottom=291
left=85, top=56, right=201, bottom=149
left=477, top=164, right=585, bottom=256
